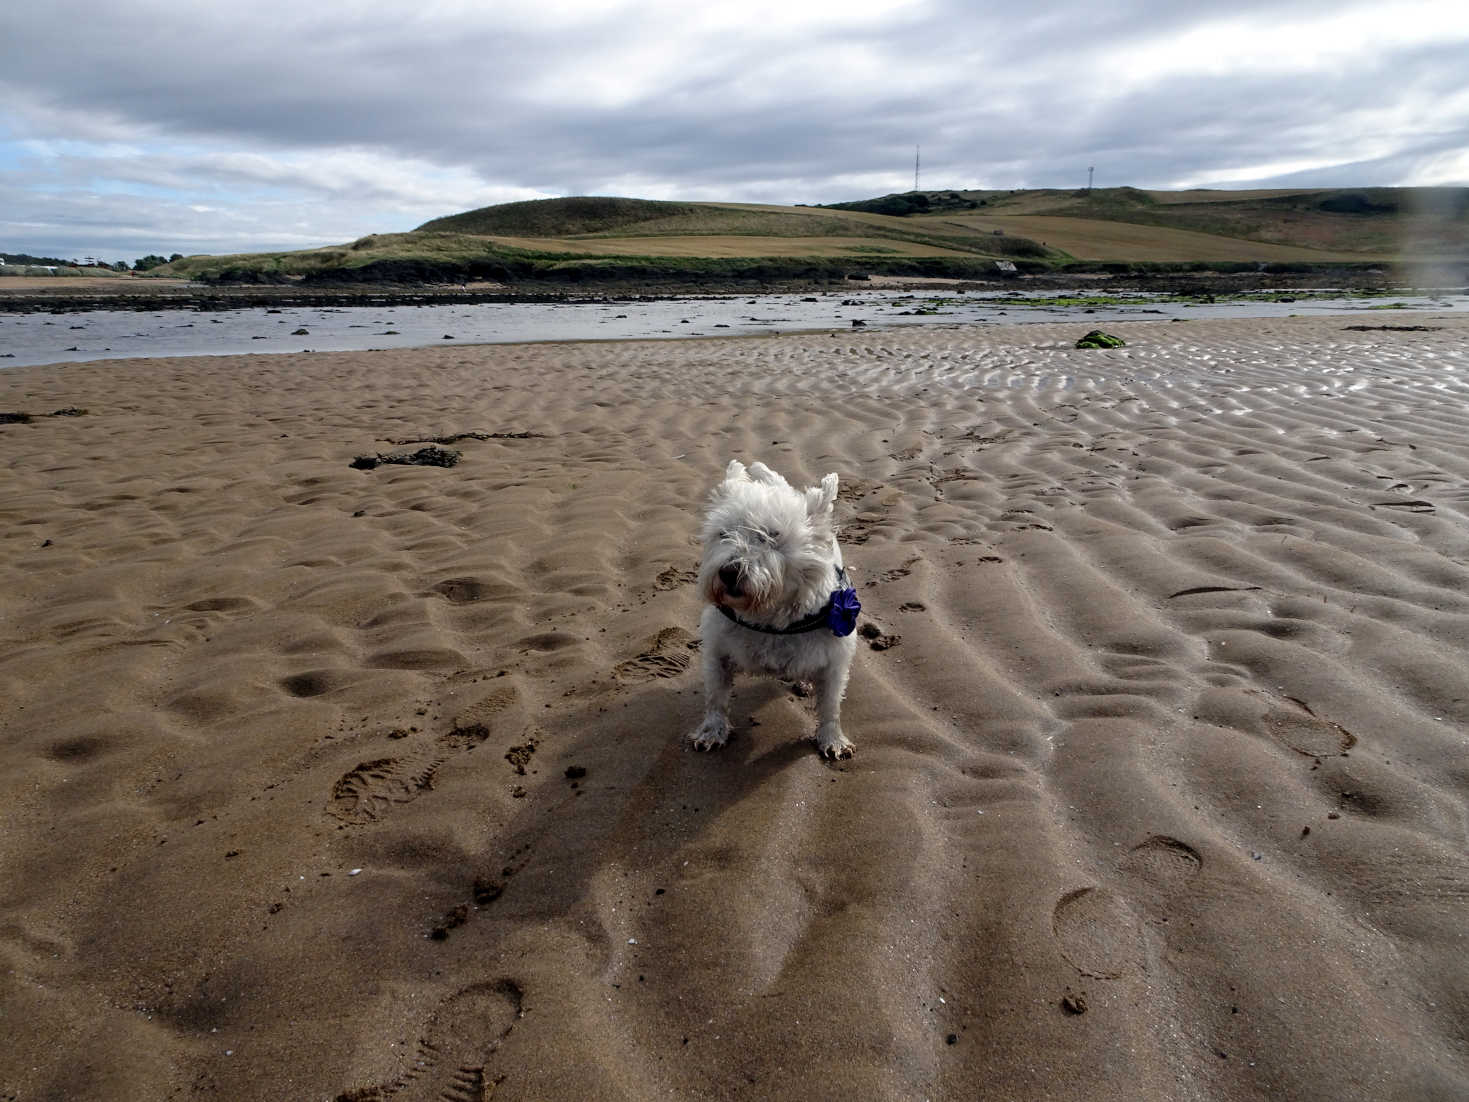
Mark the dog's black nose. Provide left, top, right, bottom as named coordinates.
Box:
left=718, top=563, right=743, bottom=596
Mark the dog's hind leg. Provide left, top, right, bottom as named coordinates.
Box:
left=689, top=648, right=735, bottom=751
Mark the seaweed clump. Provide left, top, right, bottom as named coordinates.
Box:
left=350, top=445, right=461, bottom=470
left=1075, top=330, right=1126, bottom=349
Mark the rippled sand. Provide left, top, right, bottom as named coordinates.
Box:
left=2, top=314, right=1467, bottom=1100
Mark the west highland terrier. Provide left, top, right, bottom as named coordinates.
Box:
left=688, top=460, right=861, bottom=759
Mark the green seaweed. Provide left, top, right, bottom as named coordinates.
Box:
left=1075, top=330, right=1126, bottom=349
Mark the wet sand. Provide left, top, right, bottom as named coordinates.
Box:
left=6, top=289, right=1464, bottom=369
left=2, top=314, right=1467, bottom=1100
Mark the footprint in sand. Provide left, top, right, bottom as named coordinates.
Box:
left=431, top=578, right=493, bottom=604
left=280, top=669, right=360, bottom=699
left=1118, top=834, right=1203, bottom=893
left=335, top=979, right=522, bottom=1102
left=1052, top=835, right=1202, bottom=979
left=1052, top=886, right=1146, bottom=979
left=1167, top=514, right=1224, bottom=532
left=180, top=595, right=259, bottom=614
left=1258, top=693, right=1356, bottom=757
left=328, top=724, right=490, bottom=824
left=868, top=556, right=922, bottom=584
left=653, top=566, right=697, bottom=591
left=835, top=476, right=882, bottom=503
left=429, top=575, right=522, bottom=605
left=613, top=627, right=694, bottom=683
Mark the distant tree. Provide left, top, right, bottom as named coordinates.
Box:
left=821, top=191, right=940, bottom=217
left=133, top=254, right=170, bottom=271
left=169, top=253, right=183, bottom=262
left=3, top=252, right=70, bottom=266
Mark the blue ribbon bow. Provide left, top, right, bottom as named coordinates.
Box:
left=827, top=586, right=861, bottom=637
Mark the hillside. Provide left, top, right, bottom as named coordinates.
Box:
left=154, top=187, right=1469, bottom=285
left=417, top=197, right=705, bottom=236
left=159, top=196, right=1058, bottom=285
left=836, top=186, right=1469, bottom=261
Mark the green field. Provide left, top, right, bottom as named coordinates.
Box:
left=156, top=187, right=1469, bottom=284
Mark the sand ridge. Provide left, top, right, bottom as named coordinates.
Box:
left=2, top=314, right=1468, bottom=1099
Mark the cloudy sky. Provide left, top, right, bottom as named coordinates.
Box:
left=3, top=0, right=1466, bottom=262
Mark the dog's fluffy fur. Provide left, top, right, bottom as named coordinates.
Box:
left=688, top=460, right=857, bottom=759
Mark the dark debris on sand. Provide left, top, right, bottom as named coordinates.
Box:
left=350, top=445, right=461, bottom=470
left=1, top=408, right=89, bottom=425
left=428, top=903, right=469, bottom=940
left=1341, top=324, right=1443, bottom=332
left=385, top=430, right=547, bottom=445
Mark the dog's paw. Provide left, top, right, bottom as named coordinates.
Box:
left=814, top=722, right=854, bottom=760
left=688, top=714, right=730, bottom=752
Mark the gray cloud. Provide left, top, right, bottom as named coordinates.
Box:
left=2, top=0, right=1465, bottom=258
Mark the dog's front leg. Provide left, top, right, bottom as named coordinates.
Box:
left=812, top=650, right=855, bottom=759
left=689, top=645, right=735, bottom=751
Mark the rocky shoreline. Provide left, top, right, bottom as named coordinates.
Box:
left=2, top=263, right=1449, bottom=315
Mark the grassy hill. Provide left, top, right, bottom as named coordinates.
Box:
left=418, top=197, right=705, bottom=236
left=827, top=186, right=1469, bottom=261
left=156, top=187, right=1469, bottom=285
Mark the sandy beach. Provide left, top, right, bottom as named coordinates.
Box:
left=2, top=314, right=1468, bottom=1100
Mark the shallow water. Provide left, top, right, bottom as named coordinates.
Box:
left=2, top=287, right=1464, bottom=368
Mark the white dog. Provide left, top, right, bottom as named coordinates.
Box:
left=688, top=460, right=860, bottom=759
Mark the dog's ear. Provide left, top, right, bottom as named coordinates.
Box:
left=805, top=473, right=838, bottom=516
left=723, top=459, right=750, bottom=483
left=748, top=462, right=791, bottom=489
